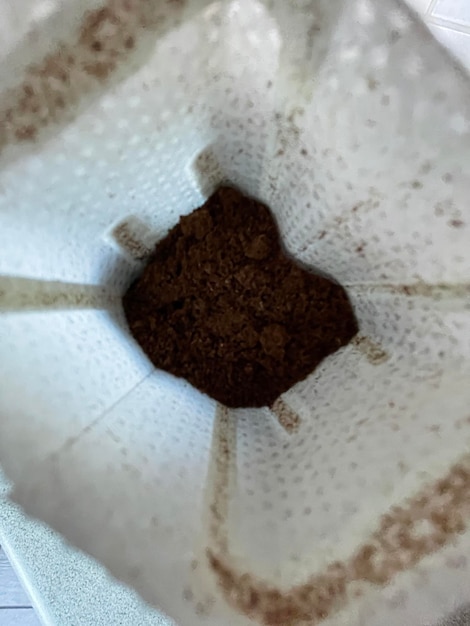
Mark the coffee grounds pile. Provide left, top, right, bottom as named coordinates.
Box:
left=123, top=187, right=358, bottom=408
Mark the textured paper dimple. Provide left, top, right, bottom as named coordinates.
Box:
left=0, top=0, right=470, bottom=625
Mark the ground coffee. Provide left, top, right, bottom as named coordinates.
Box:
left=123, top=186, right=358, bottom=408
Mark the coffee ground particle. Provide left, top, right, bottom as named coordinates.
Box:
left=123, top=186, right=358, bottom=408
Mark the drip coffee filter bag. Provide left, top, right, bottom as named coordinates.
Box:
left=0, top=0, right=470, bottom=624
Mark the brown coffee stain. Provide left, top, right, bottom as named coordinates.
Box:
left=192, top=147, right=227, bottom=198
left=0, top=276, right=118, bottom=312
left=270, top=398, right=301, bottom=434
left=0, top=0, right=196, bottom=157
left=351, top=334, right=389, bottom=365
left=448, top=219, right=465, bottom=229
left=306, top=197, right=381, bottom=247
left=183, top=404, right=236, bottom=616
left=109, top=216, right=154, bottom=261
left=207, top=455, right=470, bottom=625
left=206, top=403, right=237, bottom=555
left=349, top=282, right=470, bottom=300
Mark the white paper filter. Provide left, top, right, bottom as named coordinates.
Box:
left=1, top=0, right=470, bottom=624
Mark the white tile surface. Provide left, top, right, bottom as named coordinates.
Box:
left=428, top=23, right=470, bottom=68
left=432, top=0, right=470, bottom=26
left=0, top=608, right=42, bottom=626
left=0, top=548, right=31, bottom=607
